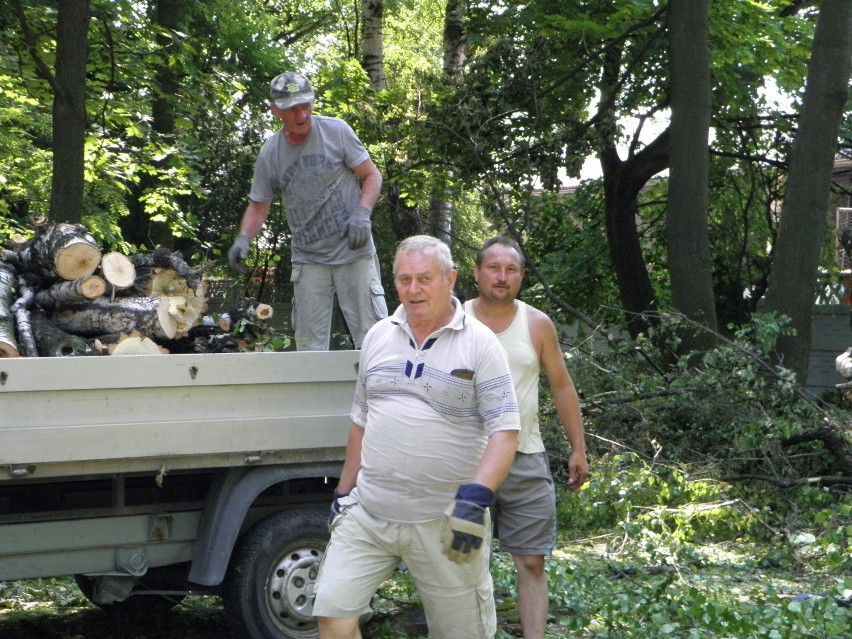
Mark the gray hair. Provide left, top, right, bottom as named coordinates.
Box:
left=393, top=235, right=455, bottom=276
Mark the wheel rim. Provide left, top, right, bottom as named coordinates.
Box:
left=265, top=541, right=324, bottom=635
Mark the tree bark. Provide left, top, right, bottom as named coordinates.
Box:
left=765, top=0, right=852, bottom=382
left=0, top=262, right=20, bottom=358
left=362, top=0, right=386, bottom=90
left=28, top=220, right=102, bottom=281
left=49, top=0, right=90, bottom=223
left=427, top=0, right=469, bottom=247
left=35, top=276, right=107, bottom=306
left=31, top=311, right=96, bottom=357
left=599, top=132, right=670, bottom=338
left=51, top=295, right=178, bottom=340
left=666, top=0, right=717, bottom=352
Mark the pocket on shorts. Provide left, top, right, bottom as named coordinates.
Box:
left=290, top=265, right=302, bottom=327
left=475, top=575, right=497, bottom=638
left=369, top=282, right=388, bottom=320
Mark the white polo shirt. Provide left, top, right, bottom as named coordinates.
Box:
left=350, top=298, right=520, bottom=523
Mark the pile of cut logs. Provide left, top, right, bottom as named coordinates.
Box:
left=0, top=220, right=272, bottom=357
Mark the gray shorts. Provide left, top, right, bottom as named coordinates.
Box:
left=291, top=255, right=387, bottom=350
left=493, top=451, right=556, bottom=556
left=314, top=502, right=497, bottom=639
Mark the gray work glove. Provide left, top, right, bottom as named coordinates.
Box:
left=345, top=205, right=372, bottom=250
left=228, top=235, right=250, bottom=274
left=440, top=483, right=494, bottom=564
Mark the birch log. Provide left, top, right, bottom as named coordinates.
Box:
left=11, top=276, right=37, bottom=357
left=50, top=295, right=178, bottom=340
left=30, top=221, right=102, bottom=281
left=0, top=261, right=20, bottom=357
left=100, top=252, right=136, bottom=289
left=35, top=275, right=107, bottom=307
left=31, top=311, right=96, bottom=357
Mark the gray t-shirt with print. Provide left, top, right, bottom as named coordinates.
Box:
left=250, top=115, right=374, bottom=265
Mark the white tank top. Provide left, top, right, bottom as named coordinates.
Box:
left=464, top=300, right=545, bottom=453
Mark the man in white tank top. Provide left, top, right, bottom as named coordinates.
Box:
left=464, top=236, right=589, bottom=639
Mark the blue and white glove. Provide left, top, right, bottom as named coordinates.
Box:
left=328, top=489, right=356, bottom=530
left=227, top=235, right=250, bottom=274
left=440, top=483, right=494, bottom=564
left=345, top=205, right=372, bottom=250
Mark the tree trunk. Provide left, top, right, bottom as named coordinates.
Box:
left=596, top=44, right=670, bottom=338
left=362, top=0, right=386, bottom=90
left=666, top=0, right=717, bottom=352
left=599, top=133, right=670, bottom=338
left=121, top=0, right=182, bottom=249
left=765, top=0, right=852, bottom=382
left=49, top=0, right=90, bottom=224
left=426, top=0, right=469, bottom=247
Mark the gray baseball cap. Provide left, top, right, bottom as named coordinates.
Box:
left=269, top=72, right=314, bottom=109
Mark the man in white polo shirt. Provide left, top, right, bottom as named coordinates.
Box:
left=314, top=235, right=520, bottom=639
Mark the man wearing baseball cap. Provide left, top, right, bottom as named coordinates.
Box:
left=228, top=71, right=387, bottom=350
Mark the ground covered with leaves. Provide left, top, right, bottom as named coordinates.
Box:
left=1, top=467, right=848, bottom=639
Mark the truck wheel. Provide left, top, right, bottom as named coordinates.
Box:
left=74, top=565, right=187, bottom=614
left=225, top=506, right=329, bottom=639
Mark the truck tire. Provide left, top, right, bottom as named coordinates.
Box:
left=225, top=506, right=329, bottom=639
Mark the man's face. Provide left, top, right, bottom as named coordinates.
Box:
left=394, top=250, right=456, bottom=326
left=474, top=244, right=524, bottom=302
left=272, top=100, right=313, bottom=138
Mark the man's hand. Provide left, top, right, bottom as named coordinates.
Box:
left=440, top=483, right=494, bottom=564
left=345, top=205, right=372, bottom=250
left=566, top=451, right=590, bottom=491
left=328, top=489, right=355, bottom=530
left=228, top=235, right=251, bottom=274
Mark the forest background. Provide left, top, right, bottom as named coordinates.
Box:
left=1, top=1, right=851, bottom=637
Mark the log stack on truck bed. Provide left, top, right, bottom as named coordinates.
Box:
left=1, top=219, right=272, bottom=356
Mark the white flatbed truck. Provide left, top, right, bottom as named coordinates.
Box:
left=0, top=350, right=359, bottom=639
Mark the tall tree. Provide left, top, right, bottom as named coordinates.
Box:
left=765, top=0, right=852, bottom=382
left=362, top=0, right=385, bottom=90
left=13, top=0, right=90, bottom=223
left=122, top=0, right=184, bottom=249
left=666, top=0, right=717, bottom=350
left=50, top=0, right=89, bottom=223
left=428, top=0, right=468, bottom=246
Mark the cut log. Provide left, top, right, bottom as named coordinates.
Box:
left=130, top=247, right=204, bottom=291
left=0, top=261, right=20, bottom=357
left=30, top=220, right=101, bottom=281
left=31, top=311, right=97, bottom=357
left=34, top=275, right=107, bottom=307
left=230, top=300, right=274, bottom=325
left=108, top=331, right=169, bottom=356
left=50, top=295, right=178, bottom=340
left=11, top=275, right=38, bottom=357
left=100, top=252, right=136, bottom=289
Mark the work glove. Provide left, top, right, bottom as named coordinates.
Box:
left=328, top=489, right=356, bottom=531
left=345, top=205, right=372, bottom=250
left=440, top=483, right=494, bottom=565
left=228, top=235, right=250, bottom=274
